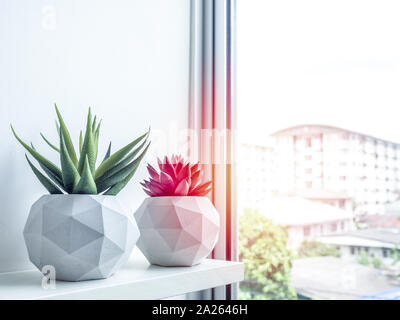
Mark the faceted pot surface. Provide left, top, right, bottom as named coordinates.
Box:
left=23, top=194, right=140, bottom=281
left=134, top=196, right=220, bottom=266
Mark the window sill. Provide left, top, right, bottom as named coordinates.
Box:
left=0, top=249, right=244, bottom=300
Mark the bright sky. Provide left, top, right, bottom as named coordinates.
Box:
left=237, top=0, right=400, bottom=144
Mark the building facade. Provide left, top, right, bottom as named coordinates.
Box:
left=257, top=197, right=354, bottom=250
left=238, top=141, right=276, bottom=210
left=239, top=125, right=400, bottom=217
left=318, top=228, right=400, bottom=262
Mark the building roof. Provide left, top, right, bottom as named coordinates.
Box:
left=318, top=228, right=400, bottom=249
left=258, top=196, right=353, bottom=226
left=347, top=228, right=400, bottom=245
left=285, top=188, right=351, bottom=200
left=365, top=213, right=400, bottom=229
left=317, top=235, right=395, bottom=249
left=273, top=124, right=344, bottom=137
left=272, top=124, right=400, bottom=146
left=362, top=202, right=400, bottom=228
left=291, top=257, right=399, bottom=300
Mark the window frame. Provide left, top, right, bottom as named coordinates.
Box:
left=188, top=0, right=237, bottom=300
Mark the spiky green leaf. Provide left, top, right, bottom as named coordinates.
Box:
left=79, top=130, right=83, bottom=154
left=100, top=142, right=150, bottom=194
left=97, top=138, right=147, bottom=184
left=92, top=115, right=97, bottom=133
left=94, top=120, right=101, bottom=162
left=25, top=155, right=63, bottom=194
left=60, top=131, right=80, bottom=193
left=77, top=108, right=96, bottom=176
left=30, top=143, right=67, bottom=192
left=95, top=129, right=149, bottom=180
left=55, top=104, right=78, bottom=167
left=55, top=120, right=60, bottom=137
left=11, top=125, right=62, bottom=181
left=102, top=142, right=112, bottom=163
left=95, top=120, right=101, bottom=137
left=40, top=133, right=60, bottom=153
left=73, top=156, right=97, bottom=194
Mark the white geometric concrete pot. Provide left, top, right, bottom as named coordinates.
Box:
left=23, top=194, right=140, bottom=281
left=134, top=196, right=220, bottom=267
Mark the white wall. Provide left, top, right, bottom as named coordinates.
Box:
left=0, top=0, right=190, bottom=273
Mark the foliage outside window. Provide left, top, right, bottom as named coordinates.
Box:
left=239, top=209, right=297, bottom=300
left=357, top=249, right=383, bottom=270
left=297, top=240, right=341, bottom=259
left=357, top=249, right=371, bottom=266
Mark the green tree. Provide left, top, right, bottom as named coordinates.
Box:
left=357, top=249, right=370, bottom=265
left=390, top=244, right=400, bottom=265
left=239, top=209, right=297, bottom=300
left=372, top=257, right=382, bottom=269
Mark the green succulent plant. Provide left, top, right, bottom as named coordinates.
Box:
left=11, top=104, right=150, bottom=195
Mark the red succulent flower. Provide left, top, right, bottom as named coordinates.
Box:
left=141, top=155, right=212, bottom=197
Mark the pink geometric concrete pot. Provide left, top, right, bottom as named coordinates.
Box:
left=134, top=196, right=220, bottom=267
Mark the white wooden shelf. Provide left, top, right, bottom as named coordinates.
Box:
left=0, top=249, right=244, bottom=300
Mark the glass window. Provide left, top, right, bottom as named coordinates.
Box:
left=237, top=0, right=400, bottom=300
left=303, top=227, right=311, bottom=237
left=329, top=223, right=337, bottom=233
